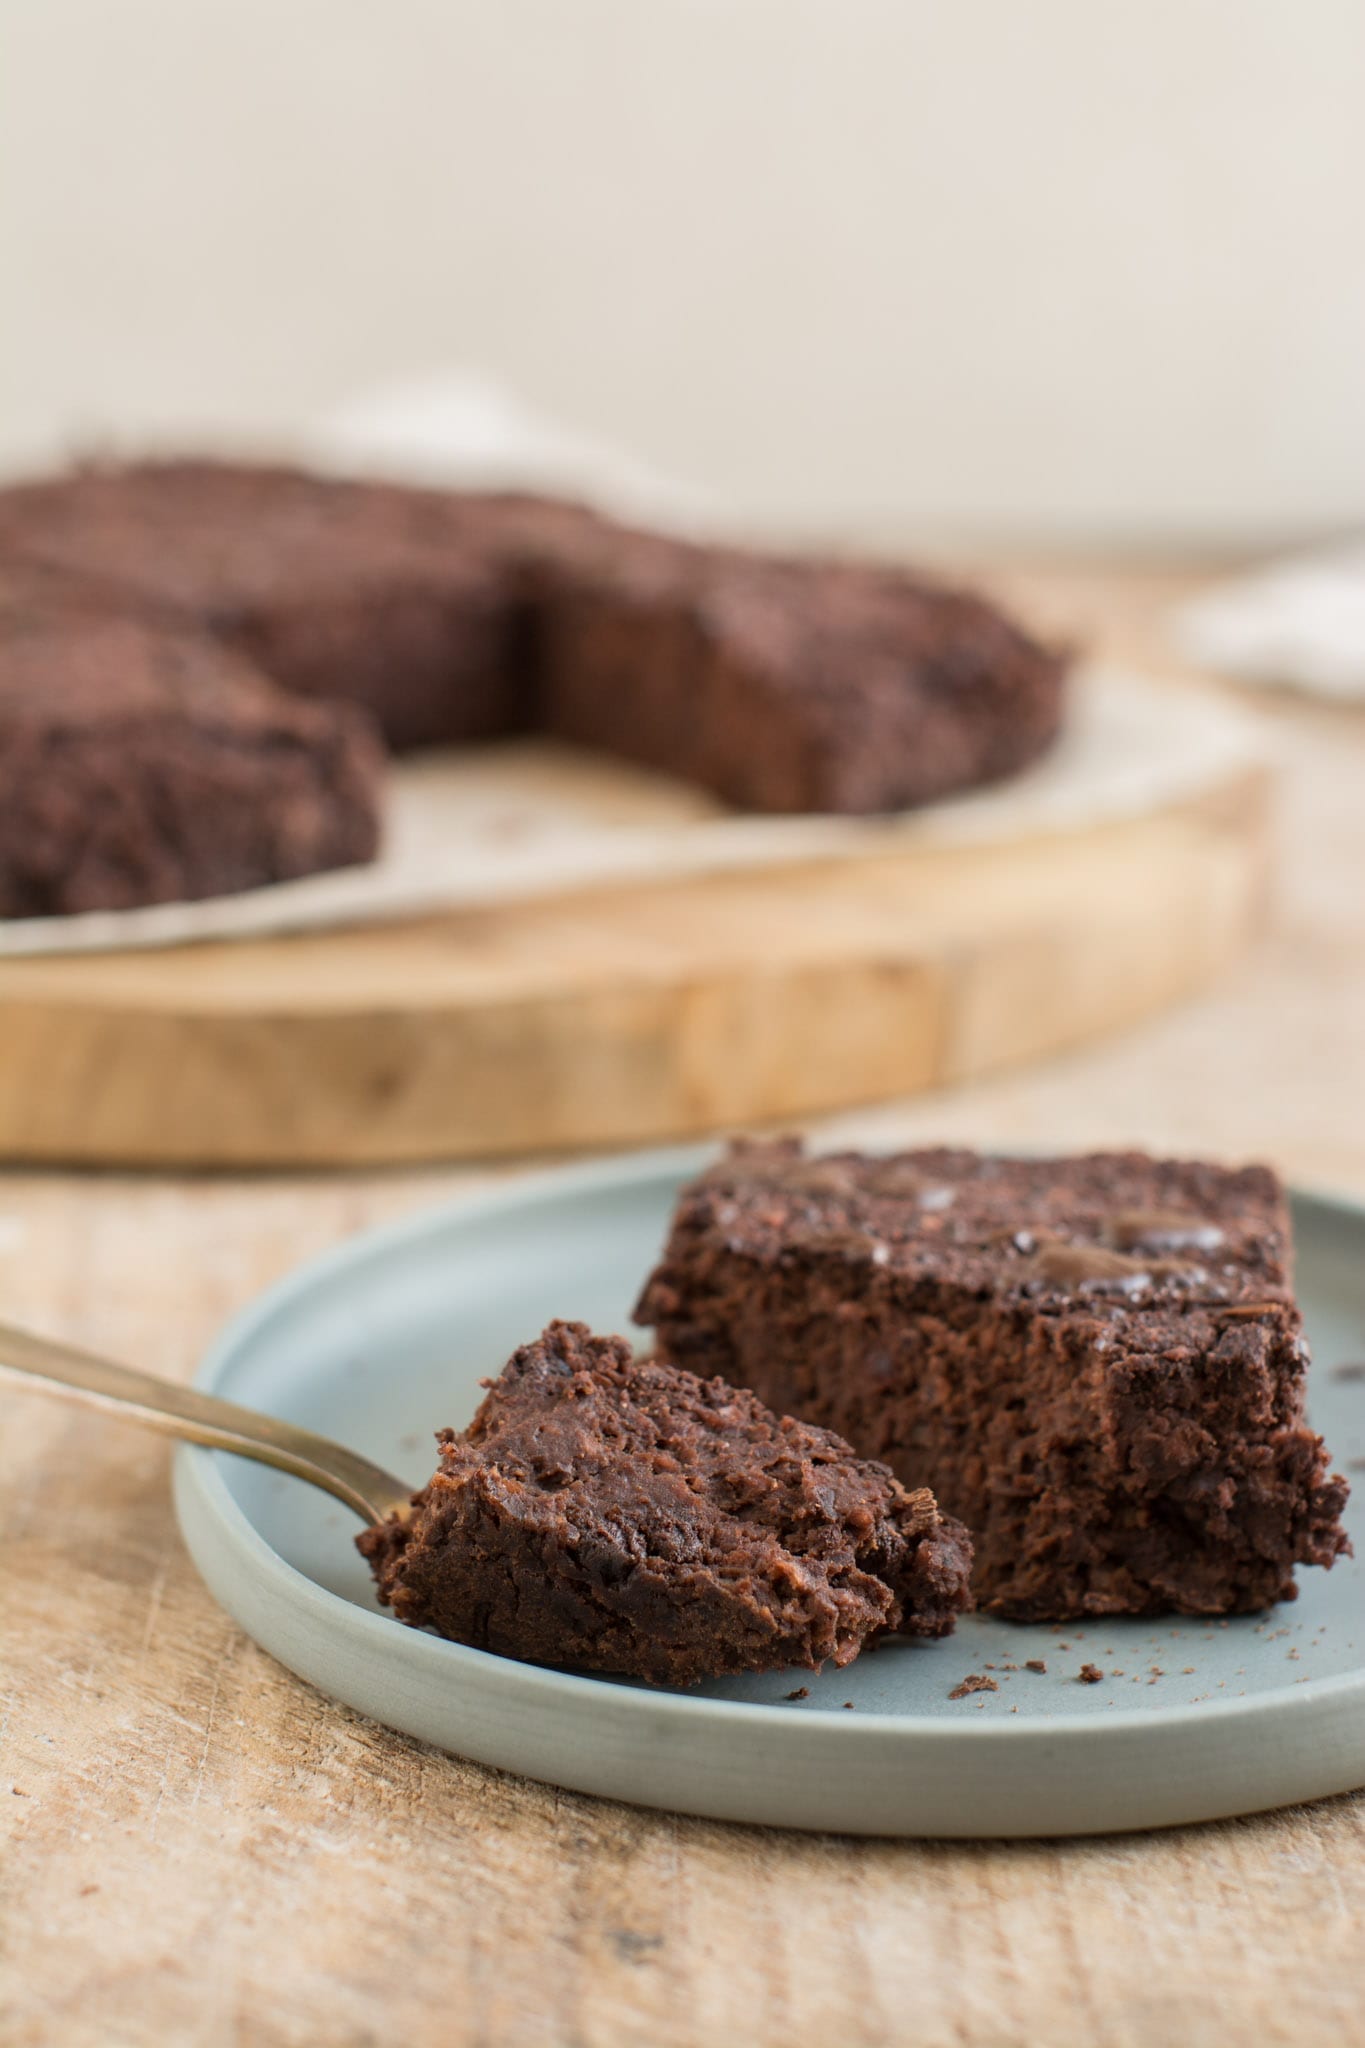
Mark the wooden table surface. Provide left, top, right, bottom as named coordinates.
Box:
left=2, top=564, right=1364, bottom=2048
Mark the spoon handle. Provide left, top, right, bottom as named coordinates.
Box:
left=0, top=1317, right=413, bottom=1526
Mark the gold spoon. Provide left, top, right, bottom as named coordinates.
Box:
left=0, top=1317, right=412, bottom=1526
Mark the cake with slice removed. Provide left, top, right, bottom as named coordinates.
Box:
left=357, top=1318, right=973, bottom=1685
left=635, top=1140, right=1351, bottom=1620
left=0, top=458, right=1066, bottom=805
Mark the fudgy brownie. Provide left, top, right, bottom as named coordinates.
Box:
left=636, top=1140, right=1351, bottom=1619
left=0, top=561, right=382, bottom=915
left=357, top=1318, right=973, bottom=1685
left=538, top=539, right=1067, bottom=812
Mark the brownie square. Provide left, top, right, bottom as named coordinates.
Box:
left=636, top=1140, right=1351, bottom=1619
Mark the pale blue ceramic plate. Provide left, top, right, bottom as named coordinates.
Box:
left=175, top=1146, right=1365, bottom=1836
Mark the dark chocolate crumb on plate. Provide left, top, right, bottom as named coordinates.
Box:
left=1025, top=1659, right=1047, bottom=1674
left=949, top=1673, right=999, bottom=1699
left=1078, top=1663, right=1104, bottom=1684
left=785, top=1687, right=809, bottom=1701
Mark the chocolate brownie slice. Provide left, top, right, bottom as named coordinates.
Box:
left=0, top=562, right=382, bottom=915
left=538, top=538, right=1067, bottom=813
left=636, top=1141, right=1351, bottom=1619
left=357, top=1318, right=973, bottom=1685
left=0, top=462, right=606, bottom=752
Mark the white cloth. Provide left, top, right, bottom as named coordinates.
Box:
left=1174, top=541, right=1365, bottom=702
left=308, top=368, right=712, bottom=534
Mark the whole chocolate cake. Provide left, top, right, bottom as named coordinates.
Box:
left=635, top=1140, right=1351, bottom=1620
left=358, top=1318, right=973, bottom=1685
left=0, top=458, right=1069, bottom=913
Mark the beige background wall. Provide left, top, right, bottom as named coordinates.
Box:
left=4, top=0, right=1365, bottom=545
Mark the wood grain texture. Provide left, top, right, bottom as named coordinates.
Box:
left=2, top=563, right=1364, bottom=2048
left=0, top=702, right=1269, bottom=1167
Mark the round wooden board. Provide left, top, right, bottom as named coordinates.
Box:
left=0, top=753, right=1269, bottom=1167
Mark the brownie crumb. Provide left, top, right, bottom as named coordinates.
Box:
left=842, top=1701, right=855, bottom=1710
left=1025, top=1659, right=1047, bottom=1674
left=949, top=1673, right=999, bottom=1699
left=784, top=1687, right=809, bottom=1701
left=1077, top=1663, right=1104, bottom=1684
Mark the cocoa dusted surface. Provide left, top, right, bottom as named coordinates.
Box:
left=635, top=1139, right=1352, bottom=1621
left=0, top=561, right=383, bottom=916
left=358, top=1318, right=973, bottom=1687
